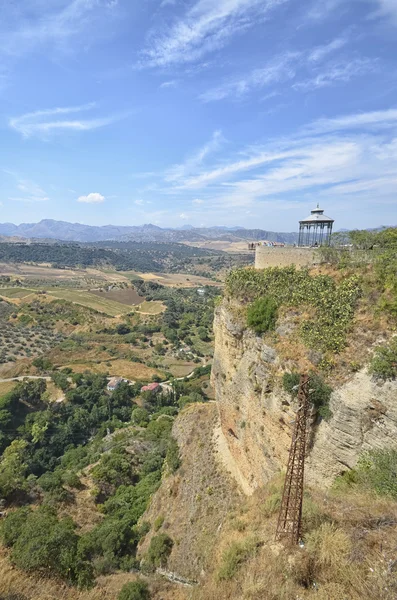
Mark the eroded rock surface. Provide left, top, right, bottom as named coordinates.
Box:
left=212, top=300, right=397, bottom=491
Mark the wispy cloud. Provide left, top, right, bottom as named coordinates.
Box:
left=200, top=36, right=364, bottom=102
left=369, top=0, right=397, bottom=24
left=157, top=108, right=397, bottom=221
left=200, top=52, right=299, bottom=102
left=1, top=0, right=119, bottom=57
left=138, top=0, right=287, bottom=68
left=159, top=79, right=178, bottom=89
left=165, top=130, right=224, bottom=183
left=9, top=103, right=126, bottom=138
left=293, top=58, right=376, bottom=91
left=77, top=192, right=105, bottom=203
left=308, top=36, right=348, bottom=62
left=9, top=179, right=49, bottom=203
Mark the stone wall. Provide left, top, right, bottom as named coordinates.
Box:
left=255, top=246, right=319, bottom=269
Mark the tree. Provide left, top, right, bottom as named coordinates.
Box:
left=14, top=378, right=46, bottom=405
left=0, top=440, right=28, bottom=501
left=118, top=580, right=150, bottom=600
left=147, top=534, right=173, bottom=567
left=197, top=326, right=209, bottom=341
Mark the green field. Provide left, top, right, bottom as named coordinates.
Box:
left=47, top=289, right=131, bottom=316
left=0, top=288, right=34, bottom=299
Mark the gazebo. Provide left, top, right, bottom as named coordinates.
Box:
left=298, top=205, right=334, bottom=247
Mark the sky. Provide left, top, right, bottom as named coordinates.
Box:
left=0, top=0, right=397, bottom=231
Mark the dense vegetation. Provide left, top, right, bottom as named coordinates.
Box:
left=0, top=241, right=226, bottom=274
left=226, top=266, right=361, bottom=352
left=133, top=281, right=219, bottom=351
left=0, top=360, right=209, bottom=588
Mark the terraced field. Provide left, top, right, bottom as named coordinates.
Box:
left=0, top=288, right=34, bottom=299
left=47, top=289, right=132, bottom=316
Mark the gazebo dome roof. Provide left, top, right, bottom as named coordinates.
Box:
left=299, top=205, right=334, bottom=224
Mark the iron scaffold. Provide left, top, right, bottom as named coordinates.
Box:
left=275, top=374, right=311, bottom=545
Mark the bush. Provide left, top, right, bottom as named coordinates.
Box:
left=165, top=437, right=180, bottom=473
left=146, top=533, right=173, bottom=567
left=217, top=538, right=258, bottom=580
left=118, top=580, right=150, bottom=600
left=354, top=449, right=397, bottom=498
left=227, top=266, right=361, bottom=352
left=370, top=337, right=397, bottom=380
left=282, top=372, right=333, bottom=420
left=2, top=506, right=92, bottom=586
left=246, top=296, right=278, bottom=335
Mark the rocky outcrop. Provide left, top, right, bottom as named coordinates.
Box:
left=212, top=300, right=397, bottom=491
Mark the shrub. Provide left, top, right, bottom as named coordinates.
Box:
left=226, top=267, right=361, bottom=352
left=282, top=371, right=333, bottom=420
left=118, top=580, right=150, bottom=600
left=147, top=533, right=173, bottom=567
left=166, top=437, right=181, bottom=473
left=246, top=296, right=278, bottom=335
left=153, top=515, right=164, bottom=532
left=354, top=449, right=397, bottom=498
left=217, top=538, right=258, bottom=581
left=370, top=337, right=397, bottom=380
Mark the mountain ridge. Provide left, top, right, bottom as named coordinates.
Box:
left=0, top=219, right=299, bottom=244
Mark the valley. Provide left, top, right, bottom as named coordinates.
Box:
left=0, top=228, right=396, bottom=600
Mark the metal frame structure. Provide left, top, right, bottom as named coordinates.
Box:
left=298, top=206, right=334, bottom=247
left=275, top=374, right=310, bottom=545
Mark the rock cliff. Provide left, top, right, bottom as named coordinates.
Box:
left=212, top=299, right=397, bottom=491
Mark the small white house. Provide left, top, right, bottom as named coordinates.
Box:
left=107, top=377, right=123, bottom=392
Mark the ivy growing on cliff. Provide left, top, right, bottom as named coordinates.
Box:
left=226, top=267, right=361, bottom=353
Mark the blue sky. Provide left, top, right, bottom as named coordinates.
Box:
left=0, top=0, right=397, bottom=231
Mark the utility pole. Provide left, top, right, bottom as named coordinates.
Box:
left=275, top=374, right=310, bottom=545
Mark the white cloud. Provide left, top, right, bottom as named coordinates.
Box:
left=1, top=0, right=120, bottom=58
left=8, top=178, right=49, bottom=203
left=139, top=0, right=287, bottom=68
left=192, top=198, right=204, bottom=204
left=200, top=52, right=299, bottom=102
left=308, top=36, right=348, bottom=62
left=200, top=38, right=365, bottom=102
left=134, top=199, right=145, bottom=205
left=157, top=108, right=397, bottom=226
left=9, top=103, right=125, bottom=138
left=159, top=80, right=178, bottom=89
left=165, top=130, right=224, bottom=183
left=293, top=58, right=376, bottom=91
left=77, top=192, right=105, bottom=203
left=369, top=0, right=397, bottom=23
left=179, top=213, right=189, bottom=219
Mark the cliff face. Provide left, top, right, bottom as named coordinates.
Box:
left=212, top=299, right=397, bottom=491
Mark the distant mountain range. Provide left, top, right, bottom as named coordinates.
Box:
left=0, top=219, right=299, bottom=244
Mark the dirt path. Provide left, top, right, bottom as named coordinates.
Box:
left=0, top=375, right=52, bottom=383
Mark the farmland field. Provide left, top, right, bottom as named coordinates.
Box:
left=0, top=288, right=34, bottom=298
left=62, top=358, right=163, bottom=381
left=47, top=289, right=132, bottom=316
left=124, top=271, right=222, bottom=287
left=90, top=287, right=144, bottom=305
